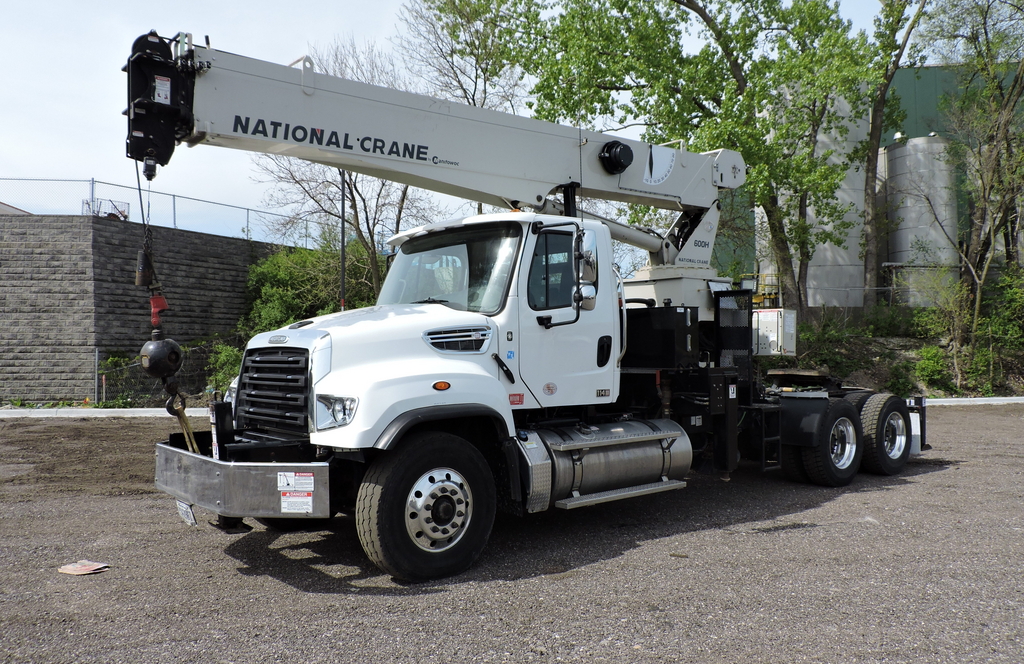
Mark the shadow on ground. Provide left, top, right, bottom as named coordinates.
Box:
left=220, top=454, right=954, bottom=595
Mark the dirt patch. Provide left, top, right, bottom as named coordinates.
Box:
left=0, top=416, right=207, bottom=500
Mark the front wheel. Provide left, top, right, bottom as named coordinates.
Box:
left=802, top=398, right=863, bottom=487
left=859, top=394, right=911, bottom=475
left=355, top=431, right=496, bottom=582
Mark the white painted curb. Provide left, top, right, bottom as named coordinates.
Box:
left=0, top=408, right=208, bottom=418
left=925, top=397, right=1024, bottom=406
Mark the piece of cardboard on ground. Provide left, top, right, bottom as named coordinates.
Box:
left=58, top=560, right=109, bottom=575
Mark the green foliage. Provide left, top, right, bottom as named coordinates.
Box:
left=97, top=393, right=133, bottom=409
left=206, top=343, right=244, bottom=395
left=884, top=360, right=917, bottom=398
left=239, top=242, right=384, bottom=340
left=860, top=304, right=915, bottom=337
left=963, top=347, right=997, bottom=396
left=507, top=0, right=882, bottom=311
left=98, top=354, right=137, bottom=374
left=915, top=345, right=953, bottom=392
left=984, top=267, right=1024, bottom=351
left=908, top=271, right=971, bottom=339
left=797, top=308, right=869, bottom=378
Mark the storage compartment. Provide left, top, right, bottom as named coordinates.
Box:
left=622, top=306, right=699, bottom=369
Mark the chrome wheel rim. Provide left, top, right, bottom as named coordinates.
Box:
left=830, top=417, right=858, bottom=470
left=883, top=412, right=907, bottom=460
left=405, top=468, right=472, bottom=553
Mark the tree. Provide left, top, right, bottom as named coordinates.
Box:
left=506, top=0, right=873, bottom=316
left=254, top=38, right=442, bottom=303
left=238, top=236, right=385, bottom=341
left=256, top=156, right=436, bottom=298
left=919, top=0, right=1024, bottom=343
left=860, top=0, right=929, bottom=304
left=396, top=0, right=526, bottom=113
left=397, top=0, right=528, bottom=215
left=257, top=3, right=531, bottom=286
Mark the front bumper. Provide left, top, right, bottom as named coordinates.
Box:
left=155, top=437, right=331, bottom=518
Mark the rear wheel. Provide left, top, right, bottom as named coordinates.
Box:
left=844, top=390, right=874, bottom=412
left=802, top=398, right=863, bottom=487
left=859, top=394, right=911, bottom=475
left=355, top=431, right=496, bottom=582
left=780, top=444, right=809, bottom=483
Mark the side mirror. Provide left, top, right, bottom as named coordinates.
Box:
left=579, top=249, right=598, bottom=284
left=578, top=284, right=597, bottom=311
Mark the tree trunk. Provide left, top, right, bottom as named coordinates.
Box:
left=862, top=88, right=888, bottom=305
left=763, top=197, right=803, bottom=317
left=863, top=0, right=927, bottom=304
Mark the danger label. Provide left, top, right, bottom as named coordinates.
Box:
left=280, top=491, right=313, bottom=514
left=278, top=472, right=314, bottom=491
left=154, top=76, right=171, bottom=105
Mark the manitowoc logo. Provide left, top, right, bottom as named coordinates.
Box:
left=232, top=115, right=430, bottom=163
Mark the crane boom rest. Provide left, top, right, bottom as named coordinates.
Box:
left=126, top=31, right=925, bottom=582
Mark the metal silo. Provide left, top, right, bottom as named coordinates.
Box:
left=886, top=136, right=958, bottom=266
left=885, top=136, right=959, bottom=305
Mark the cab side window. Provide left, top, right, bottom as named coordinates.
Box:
left=527, top=232, right=574, bottom=310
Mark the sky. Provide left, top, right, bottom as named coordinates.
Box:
left=0, top=0, right=880, bottom=240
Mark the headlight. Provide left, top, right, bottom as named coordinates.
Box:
left=224, top=377, right=238, bottom=405
left=315, top=395, right=358, bottom=430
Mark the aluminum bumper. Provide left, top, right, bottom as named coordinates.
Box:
left=155, top=442, right=331, bottom=518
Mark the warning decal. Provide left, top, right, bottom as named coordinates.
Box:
left=154, top=75, right=171, bottom=105
left=281, top=491, right=313, bottom=514
left=278, top=471, right=315, bottom=491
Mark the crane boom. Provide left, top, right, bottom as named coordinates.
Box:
left=126, top=31, right=744, bottom=263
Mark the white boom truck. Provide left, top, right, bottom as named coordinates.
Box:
left=126, top=31, right=926, bottom=581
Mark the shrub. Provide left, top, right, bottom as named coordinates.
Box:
left=916, top=345, right=953, bottom=392
left=207, top=343, right=244, bottom=395
left=884, top=361, right=917, bottom=398
left=861, top=305, right=914, bottom=337
left=798, top=308, right=868, bottom=378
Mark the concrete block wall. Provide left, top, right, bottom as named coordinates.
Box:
left=90, top=218, right=270, bottom=354
left=0, top=215, right=274, bottom=403
left=0, top=215, right=97, bottom=402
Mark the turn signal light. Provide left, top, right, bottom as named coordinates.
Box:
left=433, top=381, right=451, bottom=391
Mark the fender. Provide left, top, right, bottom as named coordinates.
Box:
left=373, top=404, right=513, bottom=450
left=779, top=392, right=830, bottom=447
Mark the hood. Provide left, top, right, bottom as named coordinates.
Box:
left=247, top=304, right=495, bottom=364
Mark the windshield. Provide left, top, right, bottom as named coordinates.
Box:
left=378, top=222, right=523, bottom=314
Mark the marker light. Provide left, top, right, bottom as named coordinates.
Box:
left=433, top=381, right=451, bottom=391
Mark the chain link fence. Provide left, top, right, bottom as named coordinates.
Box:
left=0, top=177, right=305, bottom=245
left=97, top=341, right=222, bottom=409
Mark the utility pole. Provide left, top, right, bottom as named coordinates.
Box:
left=339, top=169, right=346, bottom=311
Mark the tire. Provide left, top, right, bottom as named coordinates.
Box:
left=355, top=431, right=496, bottom=582
left=802, top=398, right=863, bottom=487
left=859, top=394, right=911, bottom=475
left=780, top=444, right=809, bottom=483
left=844, top=390, right=874, bottom=412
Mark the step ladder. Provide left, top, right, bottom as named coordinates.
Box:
left=555, top=478, right=687, bottom=509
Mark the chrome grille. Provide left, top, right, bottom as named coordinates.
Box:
left=235, top=347, right=309, bottom=434
left=423, top=326, right=492, bottom=353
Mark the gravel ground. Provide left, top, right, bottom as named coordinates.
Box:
left=0, top=406, right=1022, bottom=663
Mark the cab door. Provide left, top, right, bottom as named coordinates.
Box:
left=516, top=222, right=619, bottom=407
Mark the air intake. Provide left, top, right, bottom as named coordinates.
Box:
left=423, top=326, right=492, bottom=353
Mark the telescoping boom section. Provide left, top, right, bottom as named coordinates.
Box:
left=125, top=31, right=744, bottom=265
